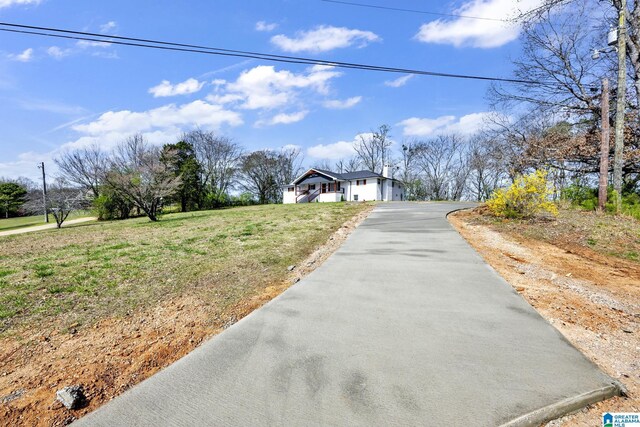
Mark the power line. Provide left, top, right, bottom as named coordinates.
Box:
left=0, top=21, right=544, bottom=85
left=319, top=0, right=509, bottom=22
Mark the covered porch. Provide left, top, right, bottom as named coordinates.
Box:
left=288, top=170, right=344, bottom=203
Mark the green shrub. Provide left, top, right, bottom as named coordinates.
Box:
left=562, top=183, right=597, bottom=210
left=93, top=191, right=133, bottom=220
left=487, top=170, right=558, bottom=219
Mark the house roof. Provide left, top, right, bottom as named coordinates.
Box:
left=339, top=170, right=384, bottom=180
left=289, top=168, right=395, bottom=185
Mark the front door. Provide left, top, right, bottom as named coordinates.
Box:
left=321, top=183, right=327, bottom=193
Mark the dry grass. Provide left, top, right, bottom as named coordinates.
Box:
left=469, top=206, right=640, bottom=264
left=0, top=202, right=369, bottom=335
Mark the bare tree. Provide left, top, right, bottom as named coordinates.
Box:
left=102, top=135, right=181, bottom=221
left=492, top=2, right=604, bottom=117
left=187, top=130, right=243, bottom=200
left=399, top=140, right=427, bottom=200
left=55, top=144, right=105, bottom=198
left=278, top=146, right=304, bottom=186
left=24, top=178, right=89, bottom=228
left=466, top=135, right=506, bottom=201
left=353, top=124, right=393, bottom=173
left=239, top=150, right=281, bottom=204
left=311, top=159, right=334, bottom=171
left=417, top=135, right=470, bottom=200
left=334, top=156, right=362, bottom=173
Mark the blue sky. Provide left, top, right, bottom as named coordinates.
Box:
left=0, top=0, right=538, bottom=180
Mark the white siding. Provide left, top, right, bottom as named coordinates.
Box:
left=347, top=178, right=381, bottom=201
left=283, top=187, right=296, bottom=204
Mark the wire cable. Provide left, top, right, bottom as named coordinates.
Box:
left=0, top=22, right=545, bottom=85
left=319, top=0, right=509, bottom=22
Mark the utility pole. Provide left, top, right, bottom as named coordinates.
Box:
left=613, top=0, right=627, bottom=212
left=599, top=78, right=610, bottom=211
left=38, top=162, right=49, bottom=223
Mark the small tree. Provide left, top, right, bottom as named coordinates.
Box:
left=487, top=170, right=558, bottom=219
left=0, top=182, right=27, bottom=218
left=24, top=179, right=89, bottom=228
left=239, top=150, right=281, bottom=204
left=103, top=135, right=182, bottom=221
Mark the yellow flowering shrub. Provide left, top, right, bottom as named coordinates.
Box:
left=486, top=170, right=558, bottom=219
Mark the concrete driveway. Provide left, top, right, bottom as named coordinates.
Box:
left=0, top=217, right=96, bottom=237
left=75, top=203, right=621, bottom=426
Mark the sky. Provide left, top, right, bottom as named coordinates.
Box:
left=0, top=0, right=542, bottom=180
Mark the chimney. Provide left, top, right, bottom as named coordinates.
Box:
left=382, top=164, right=391, bottom=179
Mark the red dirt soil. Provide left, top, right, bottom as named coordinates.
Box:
left=0, top=207, right=371, bottom=426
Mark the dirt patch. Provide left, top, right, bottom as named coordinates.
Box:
left=450, top=209, right=639, bottom=426
left=0, top=205, right=373, bottom=426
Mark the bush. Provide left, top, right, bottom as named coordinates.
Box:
left=93, top=191, right=133, bottom=220
left=562, top=183, right=597, bottom=210
left=487, top=170, right=558, bottom=219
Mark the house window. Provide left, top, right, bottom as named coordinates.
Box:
left=392, top=181, right=395, bottom=188
left=309, top=184, right=316, bottom=190
left=356, top=180, right=360, bottom=186
left=377, top=178, right=381, bottom=185
left=362, top=179, right=366, bottom=185
left=337, top=182, right=341, bottom=191
left=288, top=187, right=294, bottom=192
left=353, top=194, right=359, bottom=201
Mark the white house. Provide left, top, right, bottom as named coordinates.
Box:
left=283, top=165, right=405, bottom=203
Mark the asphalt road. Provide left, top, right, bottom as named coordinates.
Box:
left=74, top=203, right=621, bottom=426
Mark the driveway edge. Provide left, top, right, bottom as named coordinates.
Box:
left=500, top=383, right=625, bottom=427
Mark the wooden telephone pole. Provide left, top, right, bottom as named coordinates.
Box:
left=613, top=0, right=627, bottom=212
left=38, top=161, right=49, bottom=223
left=599, top=78, right=610, bottom=211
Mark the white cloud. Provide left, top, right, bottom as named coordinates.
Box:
left=100, top=21, right=118, bottom=33
left=0, top=150, right=53, bottom=181
left=415, top=0, right=542, bottom=48
left=271, top=25, right=380, bottom=53
left=76, top=40, right=112, bottom=49
left=255, top=21, right=277, bottom=32
left=256, top=110, right=308, bottom=127
left=398, top=112, right=491, bottom=137
left=8, top=48, right=34, bottom=62
left=385, top=74, right=413, bottom=88
left=149, top=78, right=206, bottom=97
left=72, top=100, right=242, bottom=136
left=58, top=101, right=243, bottom=154
left=322, top=96, right=362, bottom=109
left=308, top=140, right=357, bottom=160
left=0, top=0, right=40, bottom=9
left=47, top=46, right=72, bottom=59
left=43, top=22, right=117, bottom=61
left=208, top=64, right=341, bottom=110
left=307, top=133, right=375, bottom=160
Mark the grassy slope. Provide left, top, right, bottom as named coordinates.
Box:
left=473, top=206, right=640, bottom=263
left=0, top=211, right=91, bottom=232
left=0, top=203, right=368, bottom=334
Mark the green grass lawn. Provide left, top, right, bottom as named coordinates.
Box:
left=0, top=211, right=92, bottom=232
left=0, top=203, right=368, bottom=335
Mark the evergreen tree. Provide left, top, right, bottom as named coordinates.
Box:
left=161, top=141, right=203, bottom=212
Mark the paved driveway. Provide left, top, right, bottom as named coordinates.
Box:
left=75, top=203, right=620, bottom=426
left=0, top=217, right=96, bottom=237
